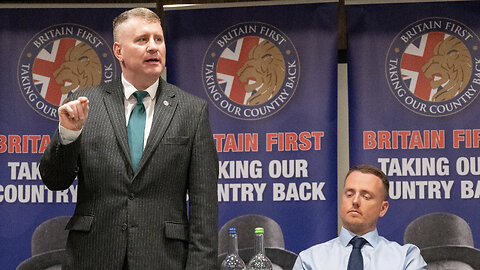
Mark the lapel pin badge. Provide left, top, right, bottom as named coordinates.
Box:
left=163, top=100, right=169, bottom=106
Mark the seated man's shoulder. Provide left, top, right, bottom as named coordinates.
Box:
left=375, top=235, right=426, bottom=268
left=377, top=235, right=421, bottom=254
left=299, top=237, right=339, bottom=257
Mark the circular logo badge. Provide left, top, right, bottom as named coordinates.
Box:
left=17, top=23, right=117, bottom=120
left=202, top=22, right=300, bottom=120
left=386, top=17, right=480, bottom=117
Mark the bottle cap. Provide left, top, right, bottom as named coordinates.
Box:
left=254, top=227, right=264, bottom=234
left=228, top=228, right=237, bottom=234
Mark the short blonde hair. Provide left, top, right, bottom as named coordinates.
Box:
left=113, top=7, right=161, bottom=42
left=346, top=164, right=390, bottom=200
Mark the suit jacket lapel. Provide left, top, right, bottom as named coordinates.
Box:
left=136, top=79, right=177, bottom=173
left=103, top=81, right=132, bottom=167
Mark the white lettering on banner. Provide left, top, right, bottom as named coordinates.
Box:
left=8, top=162, right=41, bottom=180
left=259, top=25, right=286, bottom=45
left=216, top=24, right=258, bottom=48
left=218, top=159, right=310, bottom=179
left=456, top=156, right=480, bottom=175
left=400, top=20, right=443, bottom=43
left=75, top=27, right=104, bottom=48
left=268, top=159, right=308, bottom=179
left=218, top=160, right=262, bottom=179
left=460, top=180, right=480, bottom=199
left=0, top=184, right=77, bottom=203
left=103, top=64, right=114, bottom=83
left=272, top=182, right=325, bottom=201
left=378, top=157, right=449, bottom=176
left=33, top=26, right=74, bottom=48
left=218, top=183, right=266, bottom=202
left=389, top=180, right=453, bottom=199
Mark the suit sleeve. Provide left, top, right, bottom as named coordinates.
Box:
left=185, top=102, right=219, bottom=270
left=39, top=129, right=81, bottom=191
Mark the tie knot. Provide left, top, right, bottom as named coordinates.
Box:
left=350, top=236, right=367, bottom=249
left=133, top=91, right=148, bottom=104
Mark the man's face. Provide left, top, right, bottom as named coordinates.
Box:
left=340, top=171, right=389, bottom=235
left=113, top=17, right=166, bottom=89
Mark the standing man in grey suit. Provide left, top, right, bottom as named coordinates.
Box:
left=40, top=7, right=219, bottom=270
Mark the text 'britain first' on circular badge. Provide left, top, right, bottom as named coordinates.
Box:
left=386, top=17, right=480, bottom=117
left=17, top=23, right=117, bottom=121
left=202, top=22, right=300, bottom=120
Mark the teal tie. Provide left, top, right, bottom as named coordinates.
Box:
left=127, top=91, right=148, bottom=172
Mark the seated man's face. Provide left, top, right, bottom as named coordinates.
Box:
left=340, top=171, right=389, bottom=235
left=426, top=260, right=474, bottom=270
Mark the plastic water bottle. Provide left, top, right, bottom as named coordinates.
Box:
left=221, top=228, right=246, bottom=270
left=247, top=227, right=273, bottom=270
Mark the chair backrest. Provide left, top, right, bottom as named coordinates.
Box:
left=219, top=214, right=285, bottom=253
left=16, top=216, right=70, bottom=270
left=31, top=216, right=70, bottom=256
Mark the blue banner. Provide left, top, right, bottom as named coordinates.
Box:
left=347, top=0, right=480, bottom=260
left=0, top=7, right=123, bottom=269
left=165, top=2, right=338, bottom=255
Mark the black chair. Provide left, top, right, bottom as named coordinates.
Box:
left=17, top=216, right=70, bottom=270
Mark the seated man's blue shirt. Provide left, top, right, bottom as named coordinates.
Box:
left=293, top=227, right=426, bottom=270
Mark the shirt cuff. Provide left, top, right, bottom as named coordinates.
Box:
left=59, top=124, right=82, bottom=145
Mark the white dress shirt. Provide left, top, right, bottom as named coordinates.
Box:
left=59, top=74, right=159, bottom=147
left=293, top=227, right=427, bottom=270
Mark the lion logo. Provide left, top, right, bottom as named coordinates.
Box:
left=386, top=18, right=480, bottom=117
left=53, top=42, right=102, bottom=96
left=237, top=40, right=286, bottom=105
left=422, top=36, right=472, bottom=102
left=203, top=22, right=299, bottom=120
left=18, top=23, right=116, bottom=120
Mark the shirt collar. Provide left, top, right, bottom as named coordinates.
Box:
left=339, top=226, right=380, bottom=248
left=121, top=73, right=159, bottom=101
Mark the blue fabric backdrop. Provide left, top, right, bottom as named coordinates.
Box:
left=348, top=0, right=480, bottom=248
left=0, top=7, right=123, bottom=269
left=165, top=2, right=338, bottom=254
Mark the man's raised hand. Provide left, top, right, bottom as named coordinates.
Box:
left=58, top=97, right=89, bottom=131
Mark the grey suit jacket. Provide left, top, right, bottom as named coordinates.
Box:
left=40, top=79, right=219, bottom=270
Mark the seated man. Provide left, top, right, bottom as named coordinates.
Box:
left=293, top=164, right=426, bottom=270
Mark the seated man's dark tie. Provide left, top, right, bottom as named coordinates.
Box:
left=127, top=91, right=148, bottom=172
left=347, top=236, right=368, bottom=270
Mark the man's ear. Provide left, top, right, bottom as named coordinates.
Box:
left=379, top=200, right=389, bottom=218
left=113, top=42, right=122, bottom=62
